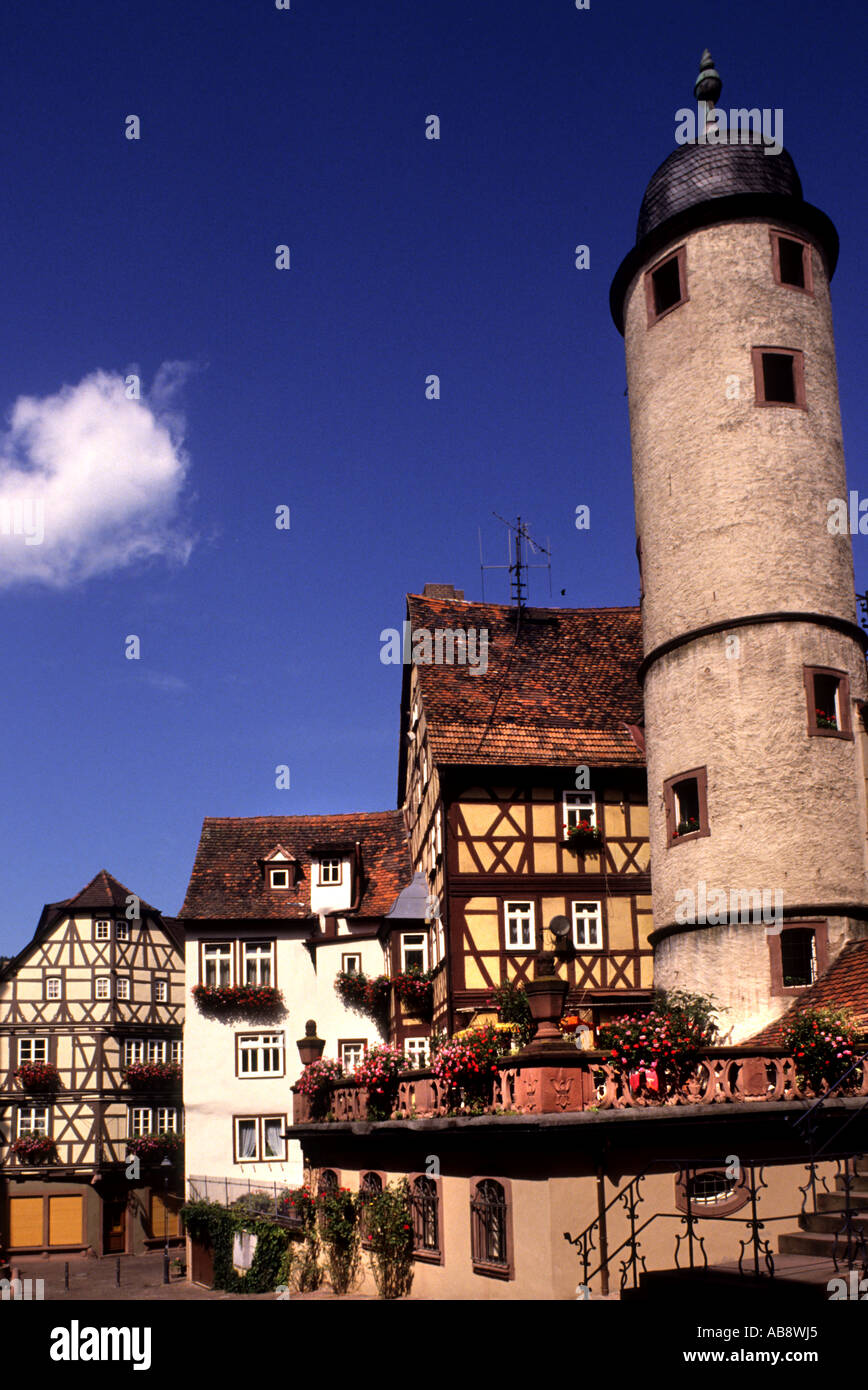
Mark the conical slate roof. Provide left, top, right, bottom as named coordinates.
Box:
left=636, top=138, right=803, bottom=243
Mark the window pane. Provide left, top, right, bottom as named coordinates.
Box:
left=761, top=352, right=796, bottom=404
left=264, top=1119, right=282, bottom=1158
left=652, top=256, right=682, bottom=314
left=778, top=237, right=805, bottom=288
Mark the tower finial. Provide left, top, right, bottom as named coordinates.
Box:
left=694, top=49, right=722, bottom=108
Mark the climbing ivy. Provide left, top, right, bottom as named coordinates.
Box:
left=181, top=1199, right=298, bottom=1294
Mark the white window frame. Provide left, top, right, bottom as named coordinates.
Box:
left=131, top=1107, right=152, bottom=1137
left=96, top=977, right=111, bottom=1000
left=170, top=1039, right=183, bottom=1065
left=147, top=1040, right=167, bottom=1064
left=116, top=978, right=130, bottom=1000
left=235, top=1117, right=259, bottom=1162
left=18, top=1106, right=49, bottom=1137
left=572, top=900, right=603, bottom=950
left=242, top=941, right=274, bottom=986
left=341, top=953, right=361, bottom=975
left=154, top=980, right=168, bottom=1003
left=238, top=1032, right=284, bottom=1077
left=405, top=1037, right=430, bottom=1069
left=563, top=791, right=597, bottom=834
left=318, top=858, right=342, bottom=886
left=19, top=1038, right=48, bottom=1064
left=116, top=921, right=130, bottom=942
left=46, top=977, right=61, bottom=1000
left=269, top=866, right=289, bottom=889
left=156, top=1107, right=177, bottom=1134
left=203, top=943, right=233, bottom=988
left=125, top=1040, right=145, bottom=1066
left=263, top=1116, right=285, bottom=1160
left=340, top=1041, right=366, bottom=1072
left=400, top=932, right=428, bottom=973
left=505, top=901, right=535, bottom=951
left=95, top=920, right=111, bottom=941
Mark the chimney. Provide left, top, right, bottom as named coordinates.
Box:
left=422, top=584, right=465, bottom=599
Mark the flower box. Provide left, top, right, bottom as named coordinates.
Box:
left=672, top=817, right=700, bottom=838
left=122, top=1062, right=182, bottom=1089
left=815, top=708, right=837, bottom=730
left=124, top=1133, right=183, bottom=1162
left=563, top=821, right=603, bottom=852
left=192, top=984, right=284, bottom=1014
left=12, top=1132, right=57, bottom=1163
left=14, top=1062, right=61, bottom=1092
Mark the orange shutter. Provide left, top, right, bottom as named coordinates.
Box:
left=151, top=1192, right=180, bottom=1238
left=9, top=1197, right=43, bottom=1248
left=49, top=1196, right=83, bottom=1246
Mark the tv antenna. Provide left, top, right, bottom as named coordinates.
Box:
left=479, top=514, right=552, bottom=606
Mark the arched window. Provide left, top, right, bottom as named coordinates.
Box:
left=317, top=1169, right=338, bottom=1196
left=470, top=1179, right=508, bottom=1269
left=359, top=1171, right=383, bottom=1247
left=411, top=1176, right=439, bottom=1254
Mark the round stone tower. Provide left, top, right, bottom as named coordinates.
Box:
left=610, top=53, right=868, bottom=1042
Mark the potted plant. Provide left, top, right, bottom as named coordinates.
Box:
left=815, top=707, right=837, bottom=730
left=294, top=1057, right=344, bottom=1120
left=353, top=1044, right=406, bottom=1120
left=122, top=1062, right=182, bottom=1089
left=673, top=817, right=700, bottom=837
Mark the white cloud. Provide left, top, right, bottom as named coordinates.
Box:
left=0, top=365, right=195, bottom=587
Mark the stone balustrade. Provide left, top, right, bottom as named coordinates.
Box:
left=290, top=1048, right=868, bottom=1124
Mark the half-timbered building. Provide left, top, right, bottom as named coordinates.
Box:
left=0, top=871, right=185, bottom=1258
left=180, top=812, right=421, bottom=1190
left=398, top=586, right=653, bottom=1040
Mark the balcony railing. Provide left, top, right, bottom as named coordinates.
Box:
left=291, top=1047, right=868, bottom=1124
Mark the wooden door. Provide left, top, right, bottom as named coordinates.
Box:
left=190, top=1236, right=214, bottom=1287
left=9, top=1197, right=43, bottom=1248
left=49, top=1196, right=83, bottom=1246
left=103, top=1197, right=127, bottom=1253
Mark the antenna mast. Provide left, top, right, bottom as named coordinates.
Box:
left=479, top=514, right=552, bottom=606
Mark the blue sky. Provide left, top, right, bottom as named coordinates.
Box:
left=0, top=0, right=865, bottom=953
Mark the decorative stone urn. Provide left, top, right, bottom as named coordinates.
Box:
left=296, top=1019, right=325, bottom=1067
left=519, top=954, right=570, bottom=1053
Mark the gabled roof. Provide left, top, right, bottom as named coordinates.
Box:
left=403, top=595, right=644, bottom=770
left=180, top=811, right=413, bottom=922
left=745, top=940, right=868, bottom=1046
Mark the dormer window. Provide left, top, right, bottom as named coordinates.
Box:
left=269, top=867, right=289, bottom=889
left=318, top=858, right=342, bottom=886
left=259, top=845, right=299, bottom=889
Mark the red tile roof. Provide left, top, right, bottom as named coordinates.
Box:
left=180, top=811, right=413, bottom=921
left=406, top=595, right=644, bottom=767
left=745, top=940, right=868, bottom=1045
left=62, top=870, right=157, bottom=915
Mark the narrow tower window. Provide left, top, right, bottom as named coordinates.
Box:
left=804, top=666, right=852, bottom=739
left=752, top=348, right=806, bottom=408
left=664, top=768, right=709, bottom=844
left=769, top=922, right=828, bottom=996
left=771, top=231, right=813, bottom=293
left=645, top=248, right=687, bottom=325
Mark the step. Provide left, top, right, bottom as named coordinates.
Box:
left=817, top=1192, right=868, bottom=1213
left=834, top=1175, right=868, bottom=1194
left=800, top=1211, right=868, bottom=1235
left=779, top=1229, right=868, bottom=1260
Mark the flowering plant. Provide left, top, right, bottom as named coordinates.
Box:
left=564, top=819, right=603, bottom=850
left=815, top=707, right=837, bottom=730
left=192, top=984, right=284, bottom=1013
left=122, top=1062, right=182, bottom=1088
left=431, top=1024, right=503, bottom=1109
left=391, top=970, right=435, bottom=1019
left=781, top=1007, right=859, bottom=1093
left=14, top=1061, right=61, bottom=1091
left=673, top=817, right=700, bottom=837
left=279, top=1185, right=317, bottom=1228
left=353, top=1044, right=406, bottom=1119
left=12, top=1132, right=57, bottom=1162
left=295, top=1057, right=344, bottom=1118
left=596, top=1008, right=713, bottom=1094
left=334, top=970, right=391, bottom=1022
left=488, top=979, right=535, bottom=1048
left=124, top=1132, right=183, bottom=1161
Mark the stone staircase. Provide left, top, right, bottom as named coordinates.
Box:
left=778, top=1158, right=868, bottom=1263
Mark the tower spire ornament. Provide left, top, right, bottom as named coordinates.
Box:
left=693, top=48, right=721, bottom=109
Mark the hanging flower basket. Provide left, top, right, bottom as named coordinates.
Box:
left=391, top=970, right=435, bottom=1020
left=12, top=1132, right=57, bottom=1163
left=563, top=821, right=603, bottom=852
left=124, top=1133, right=184, bottom=1163
left=192, top=984, right=284, bottom=1014
left=122, top=1062, right=182, bottom=1089
left=14, top=1062, right=61, bottom=1092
